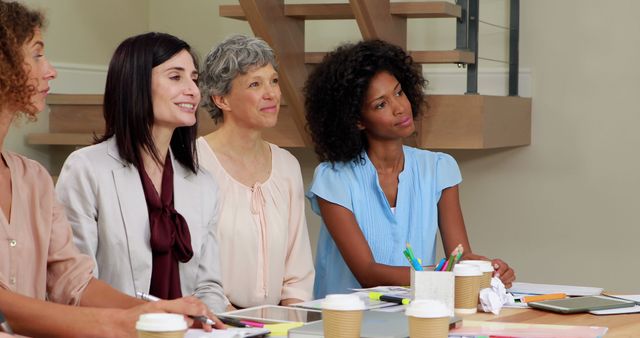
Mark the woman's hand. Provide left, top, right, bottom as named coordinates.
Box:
left=459, top=253, right=516, bottom=288
left=491, top=258, right=515, bottom=288
left=107, top=296, right=224, bottom=337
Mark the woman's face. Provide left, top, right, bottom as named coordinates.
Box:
left=358, top=71, right=414, bottom=141
left=215, top=63, right=281, bottom=130
left=151, top=49, right=200, bottom=130
left=22, top=28, right=57, bottom=113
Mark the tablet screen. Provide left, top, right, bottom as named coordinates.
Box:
left=222, top=305, right=323, bottom=323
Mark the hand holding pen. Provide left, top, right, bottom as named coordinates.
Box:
left=136, top=292, right=224, bottom=330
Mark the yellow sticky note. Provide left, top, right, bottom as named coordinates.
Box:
left=263, top=322, right=304, bottom=336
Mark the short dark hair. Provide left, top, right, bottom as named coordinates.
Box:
left=98, top=32, right=200, bottom=173
left=304, top=39, right=426, bottom=163
left=0, top=0, right=45, bottom=117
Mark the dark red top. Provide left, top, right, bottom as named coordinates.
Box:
left=138, top=154, right=193, bottom=299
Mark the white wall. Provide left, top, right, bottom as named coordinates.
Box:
left=8, top=0, right=640, bottom=292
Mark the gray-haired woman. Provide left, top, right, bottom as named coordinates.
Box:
left=197, top=35, right=314, bottom=309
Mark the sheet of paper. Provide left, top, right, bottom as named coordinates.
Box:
left=605, top=294, right=640, bottom=303
left=371, top=304, right=406, bottom=312
left=503, top=301, right=530, bottom=308
left=185, top=328, right=269, bottom=338
left=350, top=286, right=411, bottom=294
left=590, top=304, right=640, bottom=315
left=508, top=282, right=603, bottom=296
left=292, top=291, right=398, bottom=310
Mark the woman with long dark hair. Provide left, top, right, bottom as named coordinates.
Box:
left=56, top=32, right=226, bottom=314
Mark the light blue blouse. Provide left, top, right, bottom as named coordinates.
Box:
left=306, top=146, right=462, bottom=299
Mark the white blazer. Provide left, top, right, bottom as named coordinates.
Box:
left=55, top=137, right=225, bottom=312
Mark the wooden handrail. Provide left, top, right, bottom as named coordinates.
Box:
left=305, top=50, right=476, bottom=65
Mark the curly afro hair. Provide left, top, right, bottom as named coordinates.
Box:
left=304, top=39, right=426, bottom=163
left=0, top=0, right=44, bottom=118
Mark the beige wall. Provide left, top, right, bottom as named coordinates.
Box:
left=148, top=0, right=252, bottom=58
left=26, top=0, right=149, bottom=65
left=7, top=0, right=640, bottom=292
left=6, top=0, right=149, bottom=168
left=456, top=0, right=640, bottom=291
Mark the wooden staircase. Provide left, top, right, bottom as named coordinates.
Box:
left=29, top=0, right=530, bottom=150
left=217, top=0, right=531, bottom=149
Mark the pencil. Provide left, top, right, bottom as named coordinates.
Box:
left=521, top=293, right=567, bottom=303
left=445, top=245, right=460, bottom=272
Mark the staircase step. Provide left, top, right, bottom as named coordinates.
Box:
left=220, top=1, right=460, bottom=20
left=36, top=94, right=531, bottom=150
left=390, top=1, right=461, bottom=18
left=27, top=132, right=97, bottom=146
left=305, top=50, right=475, bottom=65
left=31, top=94, right=305, bottom=148
left=410, top=50, right=475, bottom=64
left=419, top=95, right=531, bottom=149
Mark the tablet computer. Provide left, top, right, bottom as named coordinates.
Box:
left=528, top=295, right=636, bottom=314
left=221, top=305, right=322, bottom=324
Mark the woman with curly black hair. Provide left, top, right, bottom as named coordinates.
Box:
left=305, top=39, right=515, bottom=298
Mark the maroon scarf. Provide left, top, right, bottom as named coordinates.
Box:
left=138, top=154, right=193, bottom=299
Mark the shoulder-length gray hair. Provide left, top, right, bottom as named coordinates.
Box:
left=199, top=34, right=277, bottom=123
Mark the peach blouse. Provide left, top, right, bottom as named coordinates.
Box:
left=196, top=138, right=314, bottom=308
left=0, top=151, right=93, bottom=305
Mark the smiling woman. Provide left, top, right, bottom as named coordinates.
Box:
left=196, top=35, right=314, bottom=309
left=55, top=32, right=227, bottom=315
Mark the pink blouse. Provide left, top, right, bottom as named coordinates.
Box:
left=0, top=151, right=94, bottom=305
left=196, top=138, right=314, bottom=308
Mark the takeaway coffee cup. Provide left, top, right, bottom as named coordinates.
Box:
left=405, top=299, right=450, bottom=338
left=136, top=313, right=187, bottom=338
left=460, top=260, right=494, bottom=289
left=321, top=294, right=366, bottom=338
left=453, top=264, right=482, bottom=314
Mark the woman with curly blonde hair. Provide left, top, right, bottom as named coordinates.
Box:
left=0, top=1, right=219, bottom=336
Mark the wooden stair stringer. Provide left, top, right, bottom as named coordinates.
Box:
left=238, top=0, right=310, bottom=146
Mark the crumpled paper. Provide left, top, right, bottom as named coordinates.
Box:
left=479, top=277, right=514, bottom=315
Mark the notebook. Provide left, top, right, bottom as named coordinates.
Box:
left=449, top=320, right=608, bottom=338
left=185, top=327, right=270, bottom=338
left=287, top=310, right=460, bottom=338
left=508, top=282, right=603, bottom=296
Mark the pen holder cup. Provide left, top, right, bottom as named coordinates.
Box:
left=410, top=270, right=455, bottom=317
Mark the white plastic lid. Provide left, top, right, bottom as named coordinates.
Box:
left=453, top=263, right=482, bottom=277
left=460, top=260, right=494, bottom=272
left=405, top=299, right=449, bottom=318
left=135, top=313, right=188, bottom=332
left=322, top=294, right=366, bottom=311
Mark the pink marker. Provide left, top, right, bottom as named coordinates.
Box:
left=240, top=320, right=264, bottom=328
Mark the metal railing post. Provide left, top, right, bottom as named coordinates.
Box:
left=509, top=0, right=520, bottom=96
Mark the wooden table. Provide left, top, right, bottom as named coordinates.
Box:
left=464, top=307, right=640, bottom=336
